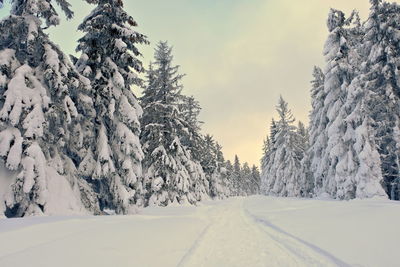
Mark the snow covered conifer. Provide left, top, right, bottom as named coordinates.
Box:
left=318, top=9, right=362, bottom=198
left=214, top=143, right=231, bottom=198
left=347, top=93, right=386, bottom=198
left=230, top=155, right=242, bottom=196
left=225, top=160, right=234, bottom=193
left=75, top=0, right=148, bottom=213
left=308, top=6, right=387, bottom=199
left=250, top=165, right=261, bottom=195
left=200, top=135, right=218, bottom=193
left=203, top=137, right=230, bottom=199
left=242, top=163, right=261, bottom=196
left=306, top=67, right=327, bottom=195
left=260, top=119, right=278, bottom=194
left=322, top=9, right=351, bottom=197
left=360, top=0, right=400, bottom=199
left=140, top=41, right=208, bottom=206
left=180, top=95, right=204, bottom=162
left=296, top=121, right=313, bottom=197
left=241, top=162, right=252, bottom=195
left=261, top=97, right=304, bottom=197
left=0, top=0, right=99, bottom=216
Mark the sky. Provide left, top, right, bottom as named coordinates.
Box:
left=0, top=0, right=396, bottom=167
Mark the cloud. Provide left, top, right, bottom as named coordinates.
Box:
left=184, top=0, right=395, bottom=166
left=2, top=0, right=398, bottom=167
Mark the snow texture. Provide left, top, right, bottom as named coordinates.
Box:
left=0, top=196, right=398, bottom=267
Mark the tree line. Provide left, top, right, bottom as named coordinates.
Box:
left=261, top=0, right=400, bottom=201
left=0, top=0, right=260, bottom=217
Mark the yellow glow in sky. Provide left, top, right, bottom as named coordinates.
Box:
left=1, top=0, right=397, bottom=167
left=176, top=0, right=386, bottom=167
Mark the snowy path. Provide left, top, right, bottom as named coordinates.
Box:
left=179, top=199, right=345, bottom=267
left=0, top=196, right=399, bottom=267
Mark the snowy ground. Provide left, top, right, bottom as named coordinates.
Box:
left=0, top=196, right=399, bottom=267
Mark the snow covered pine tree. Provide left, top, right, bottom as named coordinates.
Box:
left=75, top=0, right=149, bottom=214
left=313, top=8, right=387, bottom=199
left=0, top=0, right=98, bottom=217
left=360, top=0, right=400, bottom=199
left=140, top=41, right=208, bottom=207
left=200, top=134, right=231, bottom=199
left=261, top=97, right=305, bottom=197
left=302, top=67, right=326, bottom=197
left=300, top=5, right=389, bottom=200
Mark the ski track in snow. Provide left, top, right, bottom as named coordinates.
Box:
left=176, top=223, right=212, bottom=267
left=178, top=198, right=347, bottom=267
left=243, top=207, right=350, bottom=267
left=0, top=197, right=366, bottom=267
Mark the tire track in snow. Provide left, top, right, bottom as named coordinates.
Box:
left=178, top=198, right=337, bottom=267
left=243, top=204, right=350, bottom=267
left=176, top=223, right=212, bottom=267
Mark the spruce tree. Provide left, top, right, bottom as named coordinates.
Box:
left=250, top=165, right=261, bottom=195
left=140, top=41, right=208, bottom=206
left=241, top=162, right=252, bottom=195
left=225, top=159, right=234, bottom=194
left=231, top=155, right=242, bottom=196
left=360, top=0, right=400, bottom=199
left=75, top=0, right=148, bottom=213
left=306, top=67, right=327, bottom=195
left=260, top=119, right=278, bottom=194
left=261, top=97, right=304, bottom=197
left=214, top=142, right=231, bottom=198
left=204, top=137, right=230, bottom=199
left=320, top=9, right=362, bottom=199
left=200, top=135, right=218, bottom=195
left=296, top=121, right=312, bottom=197
left=180, top=95, right=203, bottom=162
left=308, top=6, right=387, bottom=199
left=296, top=122, right=308, bottom=153
left=0, top=0, right=98, bottom=216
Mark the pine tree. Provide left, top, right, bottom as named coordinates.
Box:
left=179, top=95, right=230, bottom=199
left=261, top=97, right=304, bottom=197
left=319, top=9, right=362, bottom=199
left=307, top=6, right=387, bottom=199
left=338, top=59, right=387, bottom=199
left=306, top=67, right=327, bottom=196
left=296, top=122, right=308, bottom=152
left=0, top=0, right=98, bottom=217
left=241, top=162, right=252, bottom=195
left=204, top=138, right=230, bottom=199
left=75, top=0, right=148, bottom=213
left=214, top=142, right=231, bottom=198
left=360, top=0, right=400, bottom=199
left=346, top=94, right=386, bottom=198
left=231, top=155, right=242, bottom=196
left=250, top=165, right=261, bottom=195
left=296, top=121, right=313, bottom=197
left=200, top=135, right=218, bottom=194
left=225, top=159, right=234, bottom=193
left=260, top=119, right=279, bottom=194
left=140, top=41, right=208, bottom=206
left=180, top=95, right=203, bottom=162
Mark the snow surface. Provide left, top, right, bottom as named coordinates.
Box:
left=42, top=167, right=88, bottom=216
left=0, top=166, right=87, bottom=217
left=0, top=196, right=399, bottom=267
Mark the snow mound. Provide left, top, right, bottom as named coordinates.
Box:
left=43, top=167, right=88, bottom=216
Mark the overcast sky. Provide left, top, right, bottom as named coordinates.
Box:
left=1, top=0, right=398, bottom=167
